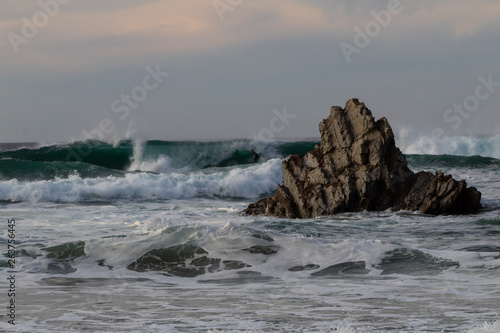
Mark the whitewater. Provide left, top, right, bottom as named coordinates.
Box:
left=0, top=135, right=499, bottom=332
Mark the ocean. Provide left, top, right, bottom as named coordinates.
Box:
left=0, top=137, right=499, bottom=332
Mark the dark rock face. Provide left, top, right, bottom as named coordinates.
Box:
left=243, top=99, right=482, bottom=218
left=127, top=244, right=254, bottom=277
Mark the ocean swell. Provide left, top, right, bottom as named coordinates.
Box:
left=0, top=159, right=283, bottom=203
left=0, top=138, right=499, bottom=204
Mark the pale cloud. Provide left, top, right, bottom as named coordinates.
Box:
left=1, top=0, right=499, bottom=76
left=0, top=0, right=346, bottom=75
left=400, top=0, right=500, bottom=39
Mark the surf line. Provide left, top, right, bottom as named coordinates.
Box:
left=6, top=219, right=17, bottom=325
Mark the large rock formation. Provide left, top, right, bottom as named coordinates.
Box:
left=243, top=99, right=482, bottom=218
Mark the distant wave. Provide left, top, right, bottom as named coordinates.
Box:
left=395, top=128, right=500, bottom=159
left=0, top=141, right=132, bottom=178
left=0, top=139, right=317, bottom=181
left=127, top=139, right=317, bottom=173
left=1, top=137, right=499, bottom=203
left=2, top=134, right=498, bottom=182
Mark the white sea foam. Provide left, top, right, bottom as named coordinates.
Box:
left=0, top=158, right=283, bottom=202
left=8, top=194, right=499, bottom=332
left=129, top=154, right=188, bottom=173
left=466, top=321, right=500, bottom=333
left=396, top=127, right=500, bottom=158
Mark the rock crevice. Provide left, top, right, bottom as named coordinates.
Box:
left=243, top=99, right=482, bottom=218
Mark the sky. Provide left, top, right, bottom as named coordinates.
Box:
left=0, top=0, right=499, bottom=143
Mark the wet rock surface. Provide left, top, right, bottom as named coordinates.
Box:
left=127, top=243, right=270, bottom=277
left=243, top=99, right=482, bottom=218
left=310, top=261, right=369, bottom=276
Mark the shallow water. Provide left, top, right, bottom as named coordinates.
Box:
left=1, top=140, right=499, bottom=332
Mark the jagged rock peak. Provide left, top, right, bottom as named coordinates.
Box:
left=243, top=98, right=482, bottom=218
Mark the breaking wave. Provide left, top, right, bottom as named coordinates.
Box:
left=0, top=137, right=498, bottom=203
left=395, top=128, right=500, bottom=159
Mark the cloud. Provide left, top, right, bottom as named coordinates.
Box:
left=2, top=0, right=499, bottom=79
left=0, top=1, right=348, bottom=75
left=399, top=0, right=500, bottom=39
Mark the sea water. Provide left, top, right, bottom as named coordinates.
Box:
left=0, top=138, right=499, bottom=332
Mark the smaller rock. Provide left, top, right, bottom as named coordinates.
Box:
left=242, top=245, right=279, bottom=255
left=288, top=264, right=320, bottom=272
left=310, top=261, right=369, bottom=276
